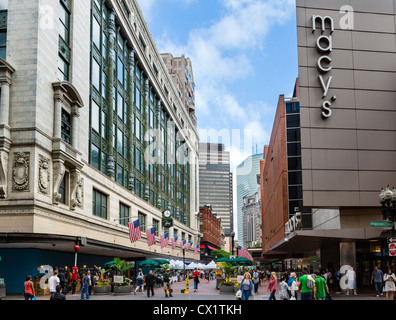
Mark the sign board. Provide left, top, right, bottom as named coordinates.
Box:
left=389, top=243, right=396, bottom=257
left=370, top=221, right=393, bottom=228
left=388, top=238, right=396, bottom=244
left=114, top=275, right=124, bottom=284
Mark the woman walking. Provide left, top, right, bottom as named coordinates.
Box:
left=383, top=268, right=396, bottom=300
left=240, top=272, right=255, bottom=300
left=134, top=268, right=144, bottom=295
left=268, top=272, right=277, bottom=300
left=24, top=275, right=35, bottom=300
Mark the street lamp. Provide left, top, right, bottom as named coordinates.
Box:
left=379, top=186, right=396, bottom=223
left=231, top=231, right=235, bottom=256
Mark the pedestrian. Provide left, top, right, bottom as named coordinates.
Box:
left=279, top=275, right=290, bottom=300
left=58, top=269, right=66, bottom=294
left=163, top=269, right=173, bottom=298
left=87, top=270, right=93, bottom=296
left=345, top=266, right=357, bottom=296
left=335, top=266, right=341, bottom=294
left=288, top=272, right=298, bottom=300
left=297, top=269, right=313, bottom=300
left=81, top=272, right=90, bottom=300
left=145, top=270, right=156, bottom=297
left=371, top=265, right=384, bottom=297
left=71, top=265, right=78, bottom=294
left=134, top=268, right=144, bottom=295
left=193, top=268, right=200, bottom=292
left=383, top=268, right=396, bottom=300
left=24, top=275, right=35, bottom=300
left=252, top=268, right=260, bottom=293
left=313, top=270, right=329, bottom=300
left=240, top=272, right=255, bottom=300
left=50, top=285, right=66, bottom=300
left=48, top=270, right=60, bottom=299
left=268, top=272, right=277, bottom=300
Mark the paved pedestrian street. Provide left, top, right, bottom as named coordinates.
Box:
left=3, top=279, right=390, bottom=301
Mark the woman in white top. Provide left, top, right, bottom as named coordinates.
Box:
left=383, top=268, right=396, bottom=300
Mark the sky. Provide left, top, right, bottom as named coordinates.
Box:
left=137, top=0, right=298, bottom=238
left=138, top=0, right=298, bottom=172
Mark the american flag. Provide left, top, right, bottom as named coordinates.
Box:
left=171, top=236, right=178, bottom=249
left=180, top=239, right=186, bottom=252
left=128, top=219, right=142, bottom=243
left=186, top=242, right=193, bottom=251
left=146, top=227, right=156, bottom=247
left=160, top=233, right=169, bottom=249
left=238, top=245, right=252, bottom=261
left=194, top=244, right=199, bottom=255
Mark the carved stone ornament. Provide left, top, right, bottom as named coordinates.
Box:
left=38, top=155, right=50, bottom=195
left=52, top=161, right=65, bottom=204
left=0, top=151, right=8, bottom=199
left=70, top=170, right=83, bottom=210
left=12, top=152, right=29, bottom=191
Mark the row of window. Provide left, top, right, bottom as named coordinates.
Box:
left=93, top=188, right=192, bottom=241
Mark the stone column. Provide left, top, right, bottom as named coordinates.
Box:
left=53, top=95, right=62, bottom=140
left=0, top=81, right=10, bottom=127
left=128, top=48, right=135, bottom=191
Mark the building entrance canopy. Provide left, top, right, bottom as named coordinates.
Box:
left=262, top=228, right=383, bottom=263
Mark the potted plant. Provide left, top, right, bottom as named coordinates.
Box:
left=112, top=258, right=132, bottom=295
left=219, top=262, right=237, bottom=294
left=92, top=266, right=111, bottom=295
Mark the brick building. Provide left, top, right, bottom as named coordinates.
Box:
left=198, top=205, right=223, bottom=259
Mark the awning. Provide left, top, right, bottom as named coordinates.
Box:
left=261, top=227, right=384, bottom=263
left=207, top=245, right=218, bottom=250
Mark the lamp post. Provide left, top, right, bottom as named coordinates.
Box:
left=231, top=231, right=235, bottom=256
left=379, top=186, right=396, bottom=269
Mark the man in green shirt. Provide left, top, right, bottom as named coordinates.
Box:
left=313, top=270, right=329, bottom=300
left=163, top=269, right=173, bottom=298
left=298, top=269, right=313, bottom=300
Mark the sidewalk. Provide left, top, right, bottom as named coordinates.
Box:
left=3, top=279, right=390, bottom=301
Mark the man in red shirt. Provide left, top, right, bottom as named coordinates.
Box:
left=193, top=268, right=200, bottom=292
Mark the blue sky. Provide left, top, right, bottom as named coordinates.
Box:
left=138, top=0, right=298, bottom=171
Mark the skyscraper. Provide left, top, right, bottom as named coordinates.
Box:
left=236, top=153, right=263, bottom=246
left=198, top=143, right=233, bottom=241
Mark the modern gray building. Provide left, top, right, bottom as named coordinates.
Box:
left=198, top=143, right=233, bottom=241
left=266, top=0, right=396, bottom=288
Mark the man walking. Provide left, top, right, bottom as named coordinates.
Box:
left=81, top=273, right=90, bottom=300
left=313, top=270, right=329, bottom=300
left=371, top=266, right=384, bottom=297
left=298, top=269, right=314, bottom=300
left=163, top=269, right=173, bottom=298
left=146, top=270, right=156, bottom=297
left=48, top=270, right=60, bottom=299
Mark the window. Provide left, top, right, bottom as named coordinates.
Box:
left=58, top=0, right=71, bottom=81
left=287, top=129, right=301, bottom=142
left=286, top=114, right=300, bottom=128
left=61, top=108, right=72, bottom=144
left=91, top=99, right=100, bottom=133
left=92, top=189, right=107, bottom=219
left=119, top=202, right=129, bottom=226
left=138, top=212, right=146, bottom=231
left=0, top=31, right=6, bottom=60
left=91, top=144, right=100, bottom=169
left=92, top=58, right=100, bottom=91
left=287, top=143, right=301, bottom=157
left=58, top=174, right=67, bottom=204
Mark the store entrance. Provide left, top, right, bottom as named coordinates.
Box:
left=356, top=239, right=395, bottom=292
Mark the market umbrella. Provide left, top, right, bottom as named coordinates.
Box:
left=231, top=257, right=253, bottom=266
left=155, top=259, right=170, bottom=265
left=139, top=259, right=160, bottom=268
left=215, top=257, right=233, bottom=263
left=103, top=260, right=116, bottom=266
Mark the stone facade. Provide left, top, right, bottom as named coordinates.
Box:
left=0, top=0, right=200, bottom=263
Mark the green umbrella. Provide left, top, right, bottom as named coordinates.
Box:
left=104, top=260, right=116, bottom=266
left=231, top=257, right=253, bottom=266
left=155, top=259, right=170, bottom=265
left=139, top=259, right=160, bottom=268
left=215, top=257, right=232, bottom=263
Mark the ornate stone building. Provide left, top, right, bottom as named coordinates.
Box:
left=0, top=0, right=200, bottom=293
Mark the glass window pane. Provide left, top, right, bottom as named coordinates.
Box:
left=117, top=128, right=123, bottom=154
left=92, top=16, right=101, bottom=50
left=286, top=114, right=300, bottom=128
left=91, top=100, right=100, bottom=133
left=91, top=144, right=100, bottom=169
left=92, top=58, right=100, bottom=91
left=117, top=57, right=124, bottom=84
left=287, top=143, right=301, bottom=157
left=117, top=92, right=123, bottom=119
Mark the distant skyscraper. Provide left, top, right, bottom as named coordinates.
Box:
left=199, top=143, right=233, bottom=238
left=236, top=153, right=263, bottom=246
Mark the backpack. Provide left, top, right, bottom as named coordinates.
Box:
left=306, top=275, right=314, bottom=290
